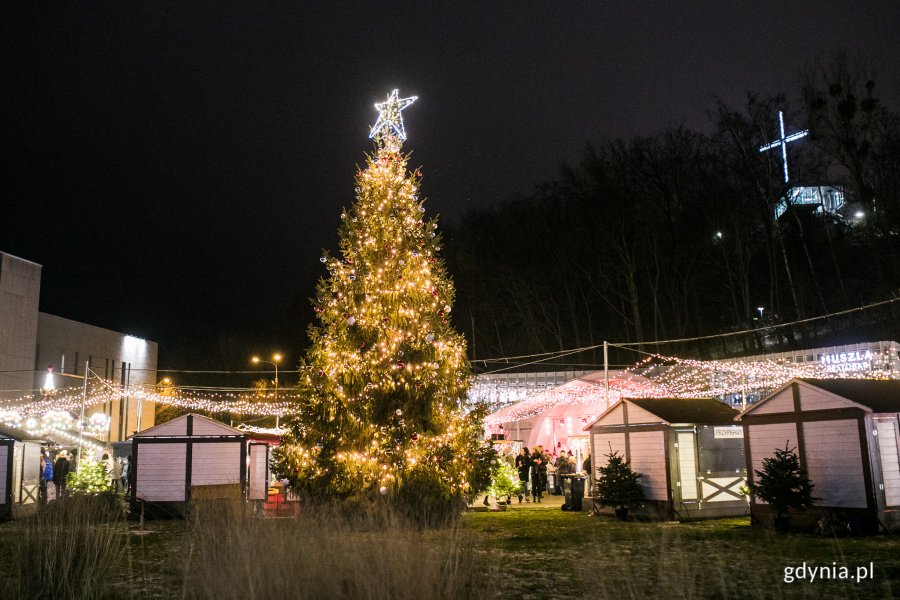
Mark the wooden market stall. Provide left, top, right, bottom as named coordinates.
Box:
left=0, top=424, right=46, bottom=520
left=740, top=378, right=900, bottom=533
left=586, top=397, right=745, bottom=520
left=130, top=413, right=267, bottom=515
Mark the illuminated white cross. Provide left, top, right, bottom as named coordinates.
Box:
left=369, top=89, right=417, bottom=142
left=758, top=110, right=808, bottom=183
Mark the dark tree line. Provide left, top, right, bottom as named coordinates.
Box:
left=445, top=57, right=900, bottom=368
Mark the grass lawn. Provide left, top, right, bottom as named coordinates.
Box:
left=466, top=497, right=900, bottom=599
left=1, top=497, right=898, bottom=599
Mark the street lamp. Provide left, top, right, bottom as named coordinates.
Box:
left=757, top=307, right=764, bottom=319
left=251, top=353, right=283, bottom=427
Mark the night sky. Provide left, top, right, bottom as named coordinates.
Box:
left=2, top=2, right=899, bottom=368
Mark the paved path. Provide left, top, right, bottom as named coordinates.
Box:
left=469, top=492, right=576, bottom=511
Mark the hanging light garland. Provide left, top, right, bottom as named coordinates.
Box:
left=484, top=350, right=897, bottom=431
left=4, top=345, right=895, bottom=437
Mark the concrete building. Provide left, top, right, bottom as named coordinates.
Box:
left=0, top=251, right=157, bottom=441
left=34, top=313, right=157, bottom=441
left=0, top=253, right=41, bottom=398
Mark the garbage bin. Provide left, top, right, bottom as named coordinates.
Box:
left=562, top=475, right=586, bottom=511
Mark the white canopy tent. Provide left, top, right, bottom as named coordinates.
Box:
left=484, top=370, right=661, bottom=460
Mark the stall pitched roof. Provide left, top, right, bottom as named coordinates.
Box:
left=586, top=397, right=739, bottom=429
left=627, top=398, right=740, bottom=424
left=0, top=424, right=46, bottom=442
left=796, top=378, right=900, bottom=412
left=133, top=413, right=243, bottom=438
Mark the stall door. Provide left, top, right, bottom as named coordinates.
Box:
left=675, top=431, right=698, bottom=501
left=875, top=418, right=900, bottom=507
left=11, top=444, right=21, bottom=504
left=247, top=443, right=269, bottom=501
left=0, top=444, right=8, bottom=507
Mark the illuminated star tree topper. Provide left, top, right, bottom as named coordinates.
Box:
left=369, top=89, right=417, bottom=143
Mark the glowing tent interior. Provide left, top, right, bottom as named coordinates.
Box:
left=484, top=370, right=662, bottom=462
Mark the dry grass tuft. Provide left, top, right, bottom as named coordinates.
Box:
left=178, top=500, right=492, bottom=600
left=7, top=495, right=127, bottom=600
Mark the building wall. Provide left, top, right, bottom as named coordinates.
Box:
left=874, top=415, right=900, bottom=507
left=747, top=388, right=794, bottom=415
left=0, top=444, right=8, bottom=502
left=35, top=313, right=157, bottom=441
left=0, top=253, right=41, bottom=402
left=747, top=422, right=797, bottom=496
left=802, top=419, right=867, bottom=508
left=191, top=442, right=241, bottom=486
left=797, top=383, right=857, bottom=411
left=136, top=443, right=187, bottom=502
left=592, top=432, right=626, bottom=463
left=629, top=430, right=667, bottom=500
left=622, top=403, right=661, bottom=425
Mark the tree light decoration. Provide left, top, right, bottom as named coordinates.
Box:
left=236, top=423, right=287, bottom=436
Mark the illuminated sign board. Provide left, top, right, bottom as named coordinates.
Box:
left=817, top=350, right=873, bottom=372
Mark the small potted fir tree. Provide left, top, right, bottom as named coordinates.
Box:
left=749, top=445, right=815, bottom=532
left=595, top=450, right=643, bottom=520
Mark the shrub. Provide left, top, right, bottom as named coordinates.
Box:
left=595, top=450, right=644, bottom=514
left=748, top=445, right=815, bottom=519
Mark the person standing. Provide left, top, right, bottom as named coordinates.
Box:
left=43, top=451, right=54, bottom=501
left=515, top=447, right=531, bottom=503
left=530, top=447, right=544, bottom=502
left=127, top=454, right=137, bottom=493
left=553, top=450, right=571, bottom=495
left=38, top=451, right=49, bottom=504
left=52, top=451, right=70, bottom=499
left=537, top=446, right=550, bottom=497
left=121, top=456, right=131, bottom=493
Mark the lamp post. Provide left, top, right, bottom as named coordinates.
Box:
left=251, top=353, right=282, bottom=427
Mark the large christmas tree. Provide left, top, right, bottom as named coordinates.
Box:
left=274, top=90, right=490, bottom=509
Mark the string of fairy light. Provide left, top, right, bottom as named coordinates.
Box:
left=3, top=346, right=893, bottom=432
left=481, top=345, right=897, bottom=429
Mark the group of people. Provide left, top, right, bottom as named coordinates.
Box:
left=38, top=449, right=76, bottom=501
left=37, top=448, right=134, bottom=502
left=514, top=446, right=588, bottom=503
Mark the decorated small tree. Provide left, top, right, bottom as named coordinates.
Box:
left=595, top=450, right=643, bottom=520
left=486, top=461, right=521, bottom=504
left=748, top=445, right=815, bottom=531
left=66, top=459, right=115, bottom=496
left=272, top=90, right=489, bottom=518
